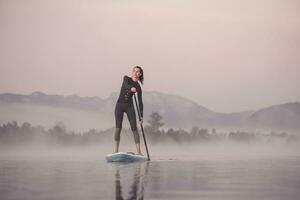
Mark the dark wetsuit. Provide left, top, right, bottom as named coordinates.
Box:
left=114, top=75, right=143, bottom=144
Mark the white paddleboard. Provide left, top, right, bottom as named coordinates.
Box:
left=106, top=152, right=148, bottom=162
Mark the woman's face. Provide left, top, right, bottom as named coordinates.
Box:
left=132, top=67, right=141, bottom=79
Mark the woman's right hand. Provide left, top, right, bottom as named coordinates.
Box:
left=131, top=87, right=137, bottom=93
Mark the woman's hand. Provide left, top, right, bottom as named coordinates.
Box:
left=139, top=117, right=143, bottom=124
left=130, top=87, right=137, bottom=93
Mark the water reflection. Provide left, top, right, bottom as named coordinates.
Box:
left=113, top=162, right=150, bottom=200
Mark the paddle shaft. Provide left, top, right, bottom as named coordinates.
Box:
left=133, top=93, right=150, bottom=161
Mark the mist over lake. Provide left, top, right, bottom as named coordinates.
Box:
left=1, top=118, right=300, bottom=200
left=1, top=95, right=300, bottom=199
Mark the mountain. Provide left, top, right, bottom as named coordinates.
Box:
left=0, top=91, right=299, bottom=131
left=0, top=91, right=106, bottom=112
left=247, top=102, right=300, bottom=130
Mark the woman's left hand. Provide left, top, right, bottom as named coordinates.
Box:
left=139, top=117, right=143, bottom=124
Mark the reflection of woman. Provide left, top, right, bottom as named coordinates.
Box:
left=115, top=162, right=149, bottom=200
left=113, top=66, right=144, bottom=155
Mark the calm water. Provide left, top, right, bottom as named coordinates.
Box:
left=0, top=154, right=300, bottom=200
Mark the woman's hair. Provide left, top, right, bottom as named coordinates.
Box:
left=134, top=66, right=144, bottom=85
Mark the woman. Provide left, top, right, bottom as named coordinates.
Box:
left=113, top=66, right=144, bottom=155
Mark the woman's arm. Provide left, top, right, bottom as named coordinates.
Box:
left=123, top=75, right=133, bottom=91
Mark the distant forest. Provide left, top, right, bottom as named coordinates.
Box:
left=0, top=112, right=298, bottom=147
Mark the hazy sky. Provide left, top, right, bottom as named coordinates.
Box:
left=0, top=0, right=299, bottom=113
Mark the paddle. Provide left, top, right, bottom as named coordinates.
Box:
left=133, top=93, right=151, bottom=161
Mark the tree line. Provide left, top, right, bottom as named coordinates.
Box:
left=0, top=112, right=298, bottom=147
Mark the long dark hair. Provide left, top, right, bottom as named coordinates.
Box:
left=134, top=66, right=144, bottom=85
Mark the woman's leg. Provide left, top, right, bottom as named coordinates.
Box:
left=126, top=104, right=141, bottom=154
left=114, top=103, right=124, bottom=153
left=135, top=143, right=141, bottom=155
left=114, top=129, right=121, bottom=153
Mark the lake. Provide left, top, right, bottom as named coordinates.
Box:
left=0, top=147, right=300, bottom=200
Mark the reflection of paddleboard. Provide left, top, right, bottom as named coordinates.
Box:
left=106, top=152, right=148, bottom=162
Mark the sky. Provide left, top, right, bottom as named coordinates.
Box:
left=0, top=0, right=299, bottom=113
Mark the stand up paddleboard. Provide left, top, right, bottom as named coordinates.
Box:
left=106, top=152, right=148, bottom=162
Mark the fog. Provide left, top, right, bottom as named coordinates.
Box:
left=0, top=101, right=113, bottom=132
left=1, top=120, right=299, bottom=161
left=1, top=138, right=299, bottom=162
left=1, top=124, right=299, bottom=200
